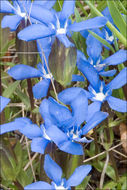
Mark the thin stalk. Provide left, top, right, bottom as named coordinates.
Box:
left=99, top=151, right=109, bottom=189
left=83, top=142, right=123, bottom=163
left=85, top=0, right=127, bottom=47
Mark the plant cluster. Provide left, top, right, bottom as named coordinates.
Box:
left=0, top=0, right=127, bottom=189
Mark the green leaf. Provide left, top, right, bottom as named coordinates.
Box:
left=93, top=161, right=116, bottom=181
left=3, top=80, right=20, bottom=98
left=107, top=0, right=127, bottom=37
left=0, top=142, right=16, bottom=181
left=16, top=89, right=30, bottom=109
left=14, top=142, right=23, bottom=176
left=17, top=170, right=34, bottom=187
left=88, top=30, right=115, bottom=53
left=49, top=38, right=77, bottom=87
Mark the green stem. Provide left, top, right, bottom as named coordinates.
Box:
left=85, top=0, right=127, bottom=47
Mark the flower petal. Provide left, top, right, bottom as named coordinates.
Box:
left=102, top=7, right=114, bottom=24
left=72, top=74, right=85, bottom=82
left=60, top=0, right=75, bottom=20
left=0, top=96, right=10, bottom=113
left=46, top=125, right=68, bottom=146
left=29, top=4, right=55, bottom=24
left=107, top=96, right=127, bottom=112
left=77, top=59, right=101, bottom=92
left=106, top=67, right=127, bottom=90
left=39, top=99, right=53, bottom=126
left=58, top=87, right=84, bottom=104
left=18, top=24, right=55, bottom=41
left=99, top=69, right=116, bottom=77
left=102, top=50, right=127, bottom=66
left=33, top=79, right=50, bottom=99
left=0, top=117, right=30, bottom=135
left=77, top=50, right=87, bottom=62
left=44, top=154, right=62, bottom=185
left=0, top=0, right=14, bottom=13
left=67, top=165, right=92, bottom=187
left=70, top=16, right=107, bottom=32
left=24, top=181, right=52, bottom=190
left=71, top=90, right=88, bottom=125
left=1, top=15, right=22, bottom=31
left=8, top=64, right=42, bottom=80
left=19, top=124, right=42, bottom=139
left=48, top=97, right=72, bottom=126
left=31, top=137, right=49, bottom=154
left=87, top=101, right=102, bottom=122
left=57, top=34, right=74, bottom=48
left=86, top=34, right=102, bottom=63
left=82, top=111, right=108, bottom=135
left=59, top=140, right=83, bottom=155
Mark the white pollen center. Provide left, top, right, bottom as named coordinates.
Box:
left=57, top=28, right=66, bottom=35
left=54, top=184, right=67, bottom=190
left=94, top=92, right=106, bottom=102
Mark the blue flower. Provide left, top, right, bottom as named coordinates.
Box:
left=0, top=96, right=10, bottom=113
left=0, top=0, right=56, bottom=31
left=77, top=49, right=127, bottom=77
left=18, top=0, right=107, bottom=47
left=77, top=61, right=127, bottom=112
left=0, top=117, right=52, bottom=154
left=7, top=63, right=51, bottom=99
left=101, top=7, right=116, bottom=44
left=39, top=88, right=108, bottom=155
left=24, top=154, right=92, bottom=190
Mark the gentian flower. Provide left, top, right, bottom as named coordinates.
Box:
left=77, top=61, right=127, bottom=113
left=24, top=154, right=92, bottom=190
left=18, top=0, right=107, bottom=47
left=7, top=63, right=51, bottom=99
left=39, top=88, right=108, bottom=155
left=0, top=117, right=52, bottom=154
left=101, top=7, right=116, bottom=44
left=0, top=0, right=56, bottom=31
left=0, top=96, right=10, bottom=113
left=77, top=48, right=127, bottom=77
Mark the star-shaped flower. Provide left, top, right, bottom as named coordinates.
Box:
left=24, top=154, right=92, bottom=190
left=18, top=0, right=107, bottom=47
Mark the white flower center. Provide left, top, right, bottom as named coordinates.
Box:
left=105, top=31, right=114, bottom=42
left=92, top=82, right=107, bottom=102
left=44, top=73, right=53, bottom=79
left=54, top=184, right=67, bottom=190
left=57, top=28, right=66, bottom=35
left=56, top=14, right=68, bottom=35
left=94, top=92, right=106, bottom=101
